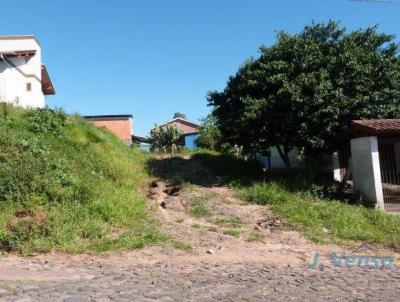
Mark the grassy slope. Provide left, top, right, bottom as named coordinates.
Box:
left=192, top=150, right=400, bottom=251
left=0, top=105, right=164, bottom=254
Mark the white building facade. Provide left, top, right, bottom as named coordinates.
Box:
left=0, top=36, right=55, bottom=108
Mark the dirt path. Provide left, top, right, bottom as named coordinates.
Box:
left=144, top=155, right=399, bottom=266
left=147, top=176, right=339, bottom=267
left=0, top=155, right=400, bottom=301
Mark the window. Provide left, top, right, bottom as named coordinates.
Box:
left=26, top=83, right=32, bottom=92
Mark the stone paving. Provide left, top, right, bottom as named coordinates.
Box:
left=0, top=259, right=400, bottom=301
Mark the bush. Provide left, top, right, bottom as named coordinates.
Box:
left=149, top=125, right=182, bottom=153
left=25, top=108, right=66, bottom=137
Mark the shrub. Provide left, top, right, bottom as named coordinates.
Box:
left=149, top=125, right=182, bottom=153
left=25, top=108, right=66, bottom=137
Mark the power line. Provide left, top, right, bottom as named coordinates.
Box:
left=349, top=0, right=400, bottom=3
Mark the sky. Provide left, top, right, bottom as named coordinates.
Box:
left=1, top=0, right=400, bottom=136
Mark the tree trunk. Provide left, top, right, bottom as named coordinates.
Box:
left=267, top=155, right=272, bottom=173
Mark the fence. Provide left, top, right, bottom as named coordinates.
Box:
left=379, top=138, right=400, bottom=211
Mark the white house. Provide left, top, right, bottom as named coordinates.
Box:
left=0, top=35, right=55, bottom=108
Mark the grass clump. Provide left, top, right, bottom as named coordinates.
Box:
left=188, top=196, right=210, bottom=218
left=192, top=223, right=202, bottom=229
left=223, top=230, right=241, bottom=237
left=0, top=104, right=162, bottom=254
left=213, top=217, right=242, bottom=228
left=190, top=204, right=209, bottom=218
left=246, top=233, right=264, bottom=242
left=171, top=240, right=192, bottom=251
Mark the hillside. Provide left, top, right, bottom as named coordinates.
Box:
left=0, top=104, right=161, bottom=254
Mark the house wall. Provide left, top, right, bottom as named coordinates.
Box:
left=270, top=147, right=298, bottom=169
left=259, top=147, right=298, bottom=170
left=351, top=136, right=384, bottom=210
left=184, top=133, right=199, bottom=150
left=87, top=117, right=133, bottom=144
left=0, top=37, right=45, bottom=108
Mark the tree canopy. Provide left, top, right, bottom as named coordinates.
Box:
left=208, top=21, right=400, bottom=167
left=173, top=112, right=187, bottom=119
left=196, top=115, right=223, bottom=151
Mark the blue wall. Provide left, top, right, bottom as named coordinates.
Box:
left=184, top=133, right=199, bottom=150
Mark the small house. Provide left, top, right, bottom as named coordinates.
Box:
left=0, top=35, right=55, bottom=108
left=84, top=115, right=134, bottom=145
left=157, top=117, right=200, bottom=150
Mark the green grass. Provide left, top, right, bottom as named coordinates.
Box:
left=246, top=233, right=264, bottom=242
left=213, top=217, right=243, bottom=228
left=188, top=196, right=210, bottom=218
left=0, top=105, right=163, bottom=254
left=190, top=150, right=400, bottom=251
left=241, top=182, right=400, bottom=250
left=223, top=230, right=241, bottom=237
left=192, top=223, right=202, bottom=229
left=190, top=204, right=209, bottom=217
left=171, top=240, right=193, bottom=251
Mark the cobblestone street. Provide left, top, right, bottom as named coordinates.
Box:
left=0, top=259, right=399, bottom=301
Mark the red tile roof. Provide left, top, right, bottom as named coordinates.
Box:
left=0, top=50, right=37, bottom=59
left=345, top=119, right=400, bottom=138
left=41, top=64, right=55, bottom=95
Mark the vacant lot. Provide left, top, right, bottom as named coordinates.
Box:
left=1, top=153, right=400, bottom=301
left=1, top=112, right=400, bottom=301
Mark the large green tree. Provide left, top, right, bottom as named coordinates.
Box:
left=208, top=21, right=400, bottom=167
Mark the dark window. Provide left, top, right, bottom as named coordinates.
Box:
left=26, top=83, right=32, bottom=92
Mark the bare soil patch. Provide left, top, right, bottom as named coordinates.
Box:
left=143, top=155, right=398, bottom=267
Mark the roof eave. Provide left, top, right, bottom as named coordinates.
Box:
left=41, top=64, right=55, bottom=95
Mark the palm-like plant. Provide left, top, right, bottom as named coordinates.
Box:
left=149, top=125, right=182, bottom=153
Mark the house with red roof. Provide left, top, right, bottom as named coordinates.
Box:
left=156, top=117, right=200, bottom=150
